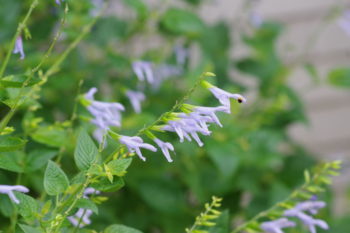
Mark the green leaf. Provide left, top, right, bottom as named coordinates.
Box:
left=91, top=177, right=124, bottom=192
left=328, top=68, right=350, bottom=88
left=104, top=224, right=143, bottom=233
left=19, top=224, right=41, bottom=233
left=122, top=0, right=148, bottom=19
left=44, top=161, right=69, bottom=195
left=0, top=136, right=27, bottom=152
left=16, top=192, right=38, bottom=220
left=25, top=149, right=57, bottom=172
left=0, top=151, right=25, bottom=172
left=31, top=125, right=68, bottom=147
left=159, top=8, right=205, bottom=37
left=74, top=129, right=99, bottom=171
left=76, top=198, right=99, bottom=214
left=107, top=158, right=132, bottom=176
left=0, top=74, right=41, bottom=88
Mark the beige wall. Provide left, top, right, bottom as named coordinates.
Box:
left=199, top=0, right=350, bottom=215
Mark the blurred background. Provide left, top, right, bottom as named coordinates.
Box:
left=1, top=0, right=350, bottom=232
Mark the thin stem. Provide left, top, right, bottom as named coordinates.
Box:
left=0, top=0, right=39, bottom=78
left=231, top=165, right=329, bottom=233
left=105, top=72, right=209, bottom=162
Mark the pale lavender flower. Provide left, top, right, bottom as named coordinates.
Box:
left=83, top=187, right=100, bottom=199
left=85, top=87, right=125, bottom=143
left=174, top=45, right=188, bottom=65
left=209, top=86, right=247, bottom=110
left=68, top=208, right=93, bottom=228
left=55, top=0, right=64, bottom=5
left=13, top=36, right=25, bottom=60
left=163, top=117, right=211, bottom=147
left=154, top=138, right=175, bottom=162
left=338, top=10, right=350, bottom=36
left=193, top=106, right=230, bottom=128
left=249, top=10, right=263, bottom=28
left=152, top=64, right=183, bottom=89
left=132, top=61, right=155, bottom=84
left=284, top=200, right=329, bottom=233
left=119, top=135, right=157, bottom=161
left=0, top=185, right=29, bottom=204
left=260, top=218, right=296, bottom=233
left=126, top=90, right=145, bottom=113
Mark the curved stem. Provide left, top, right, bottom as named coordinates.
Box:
left=0, top=0, right=39, bottom=78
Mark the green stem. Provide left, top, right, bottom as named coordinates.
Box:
left=0, top=0, right=39, bottom=78
left=231, top=165, right=329, bottom=233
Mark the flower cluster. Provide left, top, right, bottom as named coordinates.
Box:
left=111, top=80, right=246, bottom=162
left=84, top=87, right=125, bottom=143
left=261, top=199, right=329, bottom=233
left=0, top=185, right=29, bottom=204
left=67, top=187, right=100, bottom=228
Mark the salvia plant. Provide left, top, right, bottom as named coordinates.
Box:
left=0, top=0, right=349, bottom=232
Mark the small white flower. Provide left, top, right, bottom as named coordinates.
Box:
left=193, top=106, right=230, bottom=127
left=68, top=208, right=93, bottom=228
left=260, top=218, right=296, bottom=233
left=0, top=185, right=29, bottom=204
left=154, top=138, right=175, bottom=162
left=209, top=86, right=246, bottom=109
left=126, top=90, right=145, bottom=113
left=132, top=61, right=155, bottom=84
left=13, top=36, right=25, bottom=60
left=119, top=135, right=157, bottom=161
left=284, top=200, right=328, bottom=233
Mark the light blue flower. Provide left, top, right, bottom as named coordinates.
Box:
left=260, top=218, right=296, bottom=233
left=68, top=208, right=93, bottom=228
left=119, top=135, right=157, bottom=161
left=13, top=36, right=25, bottom=60
left=0, top=185, right=29, bottom=204
left=209, top=86, right=246, bottom=110
left=132, top=61, right=155, bottom=84
left=284, top=200, right=329, bottom=233
left=154, top=138, right=175, bottom=162
left=55, top=0, right=64, bottom=5
left=126, top=90, right=145, bottom=113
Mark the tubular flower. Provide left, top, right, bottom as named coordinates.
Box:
left=83, top=187, right=100, bottom=199
left=84, top=87, right=125, bottom=143
left=153, top=138, right=175, bottom=162
left=119, top=135, right=157, bottom=161
left=126, top=90, right=145, bottom=113
left=132, top=61, right=155, bottom=84
left=284, top=200, right=329, bottom=233
left=68, top=208, right=93, bottom=228
left=0, top=185, right=29, bottom=204
left=13, top=36, right=25, bottom=60
left=260, top=218, right=296, bottom=233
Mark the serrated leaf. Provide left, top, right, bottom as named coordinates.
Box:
left=104, top=224, right=143, bottom=233
left=74, top=129, right=99, bottom=171
left=0, top=136, right=27, bottom=152
left=44, top=161, right=69, bottom=195
left=31, top=125, right=68, bottom=147
left=0, top=151, right=25, bottom=172
left=25, top=149, right=57, bottom=172
left=107, top=158, right=132, bottom=176
left=91, top=177, right=124, bottom=192
left=75, top=198, right=99, bottom=214
left=16, top=192, right=38, bottom=220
